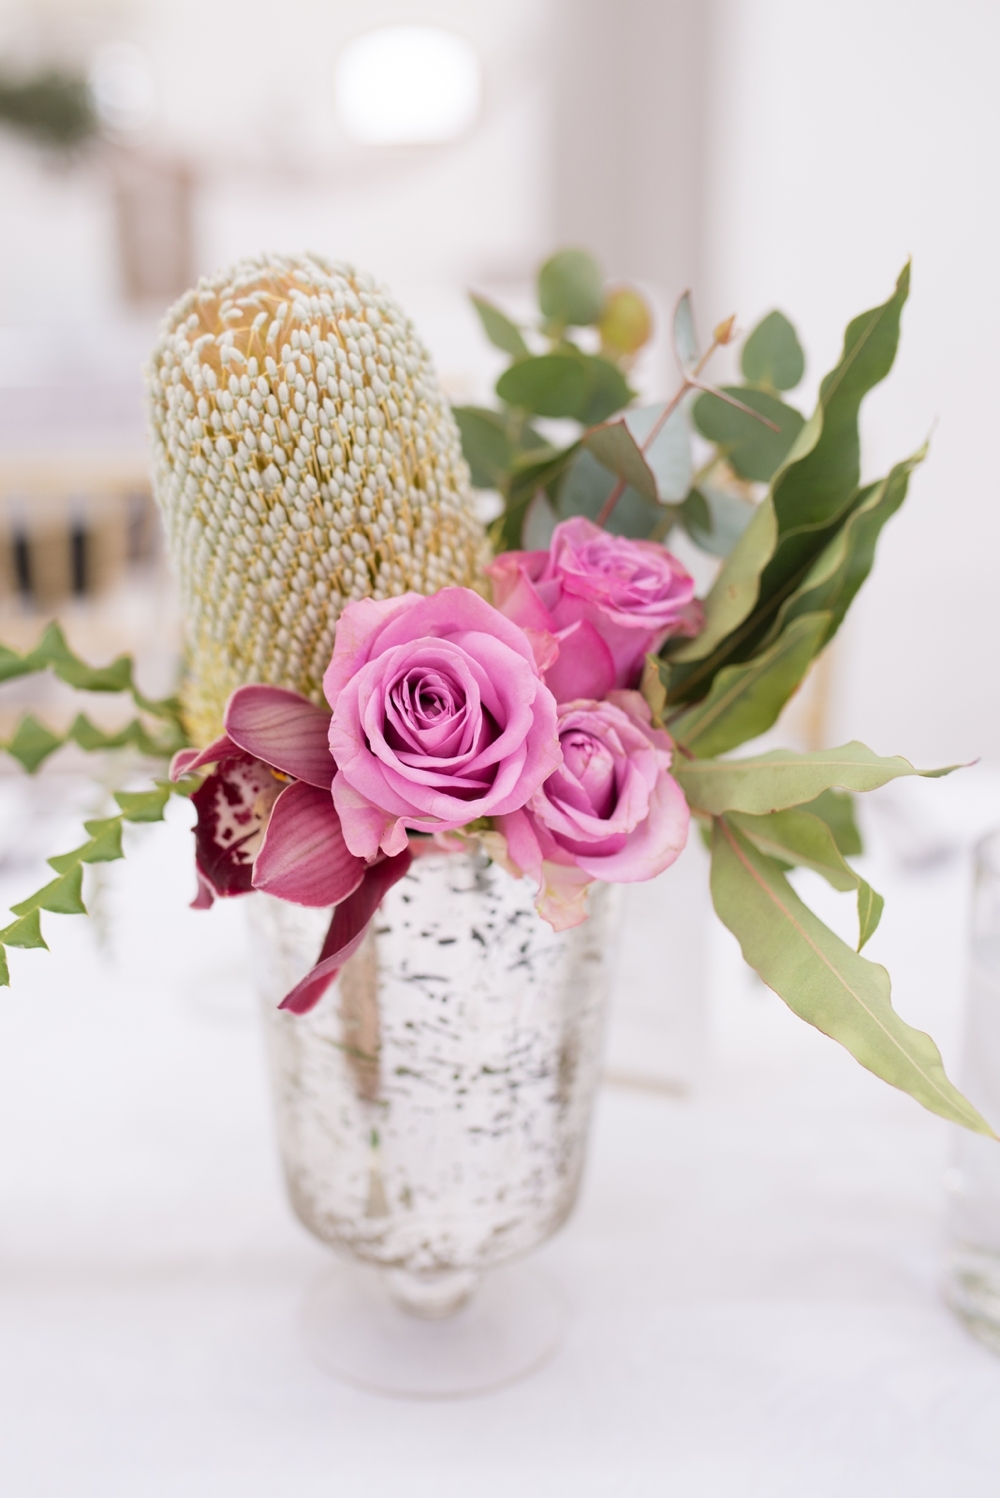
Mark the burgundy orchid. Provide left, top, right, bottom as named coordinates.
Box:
left=170, top=683, right=412, bottom=1013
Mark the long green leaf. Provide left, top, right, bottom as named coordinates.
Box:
left=729, top=806, right=883, bottom=949
left=675, top=740, right=957, bottom=818
left=710, top=817, right=992, bottom=1134
left=666, top=266, right=910, bottom=699
left=669, top=612, right=831, bottom=758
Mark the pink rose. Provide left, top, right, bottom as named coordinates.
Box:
left=325, top=587, right=562, bottom=860
left=486, top=516, right=702, bottom=700
left=497, top=690, right=689, bottom=929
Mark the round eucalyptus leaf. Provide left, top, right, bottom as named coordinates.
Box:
left=693, top=386, right=805, bottom=483
left=537, top=248, right=605, bottom=327
left=741, top=310, right=805, bottom=391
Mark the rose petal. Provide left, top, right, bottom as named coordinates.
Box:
left=543, top=619, right=616, bottom=703
left=225, top=684, right=334, bottom=789
left=278, top=849, right=413, bottom=1015
left=252, top=780, right=366, bottom=907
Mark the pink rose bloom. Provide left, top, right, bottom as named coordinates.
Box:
left=325, top=587, right=562, bottom=860
left=485, top=516, right=702, bottom=701
left=497, top=690, right=689, bottom=929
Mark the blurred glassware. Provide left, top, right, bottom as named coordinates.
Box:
left=945, top=827, right=1000, bottom=1351
left=335, top=26, right=481, bottom=145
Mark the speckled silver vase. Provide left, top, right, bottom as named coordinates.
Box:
left=254, top=849, right=617, bottom=1323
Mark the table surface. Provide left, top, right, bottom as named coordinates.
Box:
left=2, top=769, right=1000, bottom=1497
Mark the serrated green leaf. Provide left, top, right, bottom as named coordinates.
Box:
left=710, top=817, right=990, bottom=1133
left=693, top=386, right=805, bottom=483
left=0, top=945, right=9, bottom=986
left=5, top=714, right=64, bottom=772
left=670, top=613, right=831, bottom=758
left=624, top=404, right=691, bottom=502
left=470, top=294, right=529, bottom=358
left=114, top=784, right=171, bottom=823
left=81, top=817, right=125, bottom=860
left=453, top=405, right=514, bottom=489
left=729, top=806, right=882, bottom=950
left=675, top=740, right=957, bottom=819
left=0, top=644, right=34, bottom=684
left=30, top=621, right=134, bottom=693
left=665, top=266, right=911, bottom=704
left=0, top=908, right=47, bottom=949
left=582, top=419, right=657, bottom=504
left=12, top=864, right=86, bottom=917
left=800, top=788, right=862, bottom=857
left=538, top=249, right=604, bottom=327
left=741, top=310, right=805, bottom=392
left=67, top=714, right=136, bottom=753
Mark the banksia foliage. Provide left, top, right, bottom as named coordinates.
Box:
left=147, top=252, right=486, bottom=744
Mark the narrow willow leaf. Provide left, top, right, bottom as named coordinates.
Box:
left=669, top=613, right=831, bottom=758
left=538, top=248, right=605, bottom=327
left=12, top=865, right=86, bottom=918
left=673, top=291, right=698, bottom=370
left=470, top=295, right=529, bottom=358
left=729, top=806, right=883, bottom=949
left=710, top=818, right=992, bottom=1134
left=767, top=448, right=925, bottom=650
left=0, top=909, right=47, bottom=949
left=115, top=784, right=172, bottom=822
left=741, top=310, right=805, bottom=392
left=799, top=788, right=862, bottom=857
left=675, top=740, right=958, bottom=818
left=665, top=266, right=910, bottom=697
left=624, top=403, right=692, bottom=502
left=693, top=386, right=805, bottom=482
left=857, top=883, right=884, bottom=951
left=582, top=419, right=658, bottom=504
left=452, top=405, right=513, bottom=489
left=5, top=714, right=63, bottom=772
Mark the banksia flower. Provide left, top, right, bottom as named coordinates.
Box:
left=147, top=252, right=486, bottom=745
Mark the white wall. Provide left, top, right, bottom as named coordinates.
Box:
left=705, top=0, right=1000, bottom=766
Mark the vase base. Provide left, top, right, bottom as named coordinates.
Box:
left=302, top=1258, right=568, bottom=1398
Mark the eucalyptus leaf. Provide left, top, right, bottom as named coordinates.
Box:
left=669, top=612, right=831, bottom=758
left=470, top=295, right=529, bottom=358
left=675, top=740, right=957, bottom=819
left=683, top=482, right=754, bottom=558
left=522, top=490, right=559, bottom=550
left=741, top=310, right=805, bottom=391
left=501, top=443, right=580, bottom=549
left=496, top=355, right=590, bottom=419
left=538, top=248, right=605, bottom=327
left=557, top=448, right=660, bottom=539
left=582, top=420, right=658, bottom=504
left=452, top=405, right=513, bottom=489
left=673, top=291, right=698, bottom=370
left=624, top=403, right=692, bottom=502
left=710, top=817, right=991, bottom=1133
left=577, top=356, right=633, bottom=426
left=693, top=386, right=805, bottom=483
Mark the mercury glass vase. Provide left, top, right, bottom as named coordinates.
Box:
left=945, top=828, right=1000, bottom=1352
left=252, top=847, right=618, bottom=1395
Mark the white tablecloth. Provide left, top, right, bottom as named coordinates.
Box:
left=1, top=770, right=999, bottom=1497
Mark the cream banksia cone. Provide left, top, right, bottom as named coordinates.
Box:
left=147, top=252, right=487, bottom=745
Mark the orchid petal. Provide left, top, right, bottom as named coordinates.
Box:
left=225, top=684, right=334, bottom=789
left=171, top=734, right=238, bottom=781
left=278, top=849, right=413, bottom=1015
left=252, top=780, right=366, bottom=907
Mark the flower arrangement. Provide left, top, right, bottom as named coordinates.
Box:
left=0, top=249, right=992, bottom=1140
